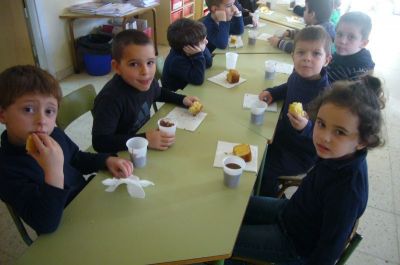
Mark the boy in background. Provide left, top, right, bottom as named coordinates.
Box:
left=162, top=18, right=212, bottom=91
left=0, top=65, right=133, bottom=234
left=258, top=26, right=332, bottom=196
left=92, top=30, right=198, bottom=153
left=269, top=0, right=335, bottom=53
left=202, top=0, right=244, bottom=52
left=327, top=11, right=375, bottom=82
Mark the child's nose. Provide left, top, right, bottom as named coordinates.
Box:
left=140, top=65, right=149, bottom=74
left=35, top=112, right=47, bottom=125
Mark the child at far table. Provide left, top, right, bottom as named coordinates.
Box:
left=231, top=75, right=385, bottom=264
left=0, top=65, right=133, bottom=234
left=258, top=26, right=332, bottom=197
left=92, top=30, right=199, bottom=153
left=269, top=0, right=335, bottom=54
left=327, top=11, right=375, bottom=83
left=162, top=18, right=213, bottom=92
left=202, top=0, right=244, bottom=52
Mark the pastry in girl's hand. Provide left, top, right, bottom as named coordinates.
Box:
left=289, top=102, right=305, bottom=116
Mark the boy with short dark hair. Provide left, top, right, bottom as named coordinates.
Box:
left=269, top=0, right=335, bottom=53
left=92, top=30, right=199, bottom=153
left=202, top=0, right=244, bottom=52
left=0, top=65, right=133, bottom=234
left=162, top=18, right=212, bottom=91
left=327, top=11, right=375, bottom=82
left=258, top=26, right=332, bottom=196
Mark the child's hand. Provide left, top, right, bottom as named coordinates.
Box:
left=252, top=16, right=259, bottom=27
left=232, top=5, right=241, bottom=16
left=106, top=156, right=133, bottom=178
left=215, top=9, right=227, bottom=21
left=287, top=112, right=309, bottom=131
left=28, top=133, right=64, bottom=188
left=146, top=129, right=175, bottom=151
left=268, top=36, right=280, bottom=47
left=183, top=45, right=202, bottom=56
left=183, top=96, right=200, bottom=107
left=259, top=91, right=273, bottom=104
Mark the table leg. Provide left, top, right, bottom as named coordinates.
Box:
left=67, top=18, right=79, bottom=73
left=151, top=8, right=158, bottom=55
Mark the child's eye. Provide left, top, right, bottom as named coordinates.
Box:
left=316, top=120, right=325, bottom=128
left=129, top=62, right=139, bottom=67
left=296, top=51, right=305, bottom=55
left=348, top=35, right=356, bottom=40
left=147, top=60, right=155, bottom=66
left=335, top=129, right=345, bottom=136
left=313, top=51, right=322, bottom=57
left=45, top=108, right=57, bottom=116
left=23, top=106, right=34, bottom=113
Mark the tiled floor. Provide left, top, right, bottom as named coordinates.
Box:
left=1, top=2, right=400, bottom=265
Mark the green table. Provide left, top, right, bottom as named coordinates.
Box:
left=185, top=53, right=293, bottom=141
left=16, top=107, right=270, bottom=265
left=213, top=20, right=290, bottom=54
left=259, top=4, right=305, bottom=30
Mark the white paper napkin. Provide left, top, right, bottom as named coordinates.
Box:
left=164, top=107, right=207, bottom=132
left=265, top=60, right=294, bottom=74
left=228, top=35, right=244, bottom=48
left=243, top=93, right=278, bottom=112
left=208, top=71, right=247, bottom=88
left=286, top=16, right=305, bottom=24
left=257, top=33, right=273, bottom=41
left=213, top=140, right=258, bottom=172
left=245, top=22, right=267, bottom=28
left=102, top=175, right=154, bottom=198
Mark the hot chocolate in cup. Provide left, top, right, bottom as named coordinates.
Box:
left=248, top=30, right=257, bottom=45
left=265, top=61, right=276, bottom=80
left=158, top=118, right=177, bottom=136
left=126, top=137, right=149, bottom=168
left=223, top=156, right=246, bottom=188
left=251, top=100, right=268, bottom=125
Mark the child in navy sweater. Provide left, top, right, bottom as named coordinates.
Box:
left=162, top=18, right=212, bottom=91
left=268, top=0, right=335, bottom=53
left=0, top=65, right=133, bottom=234
left=327, top=12, right=375, bottom=83
left=92, top=30, right=199, bottom=153
left=231, top=75, right=385, bottom=264
left=202, top=0, right=244, bottom=52
left=258, top=26, right=332, bottom=196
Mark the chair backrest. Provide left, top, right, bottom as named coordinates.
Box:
left=5, top=202, right=33, bottom=245
left=56, top=84, right=96, bottom=131
left=155, top=56, right=165, bottom=81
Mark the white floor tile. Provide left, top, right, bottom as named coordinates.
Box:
left=347, top=250, right=399, bottom=265
left=358, top=207, right=399, bottom=263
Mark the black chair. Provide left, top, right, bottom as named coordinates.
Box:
left=4, top=202, right=34, bottom=246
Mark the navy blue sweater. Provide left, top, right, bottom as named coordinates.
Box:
left=267, top=68, right=330, bottom=170
left=202, top=12, right=244, bottom=52
left=161, top=47, right=213, bottom=91
left=327, top=48, right=375, bottom=83
left=282, top=150, right=368, bottom=264
left=0, top=128, right=110, bottom=234
left=92, top=74, right=186, bottom=153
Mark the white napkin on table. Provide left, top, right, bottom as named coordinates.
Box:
left=102, top=175, right=154, bottom=198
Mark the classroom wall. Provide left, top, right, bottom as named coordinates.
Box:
left=34, top=0, right=107, bottom=79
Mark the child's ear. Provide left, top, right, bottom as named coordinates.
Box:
left=356, top=142, right=367, bottom=151
left=324, top=54, right=332, bottom=67
left=111, top=59, right=121, bottom=75
left=360, top=39, right=369, bottom=48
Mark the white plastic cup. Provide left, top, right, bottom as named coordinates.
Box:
left=158, top=118, right=177, bottom=136
left=274, top=29, right=286, bottom=38
left=269, top=0, right=277, bottom=10
left=251, top=100, right=268, bottom=125
left=248, top=30, right=257, bottom=45
left=223, top=156, right=246, bottom=188
left=265, top=61, right=276, bottom=80
left=226, top=52, right=239, bottom=70
left=126, top=137, right=149, bottom=168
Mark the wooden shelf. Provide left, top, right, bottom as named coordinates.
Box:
left=156, top=0, right=196, bottom=45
